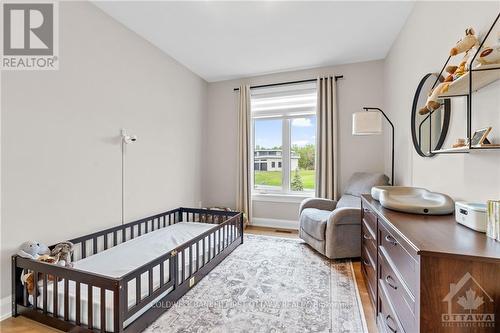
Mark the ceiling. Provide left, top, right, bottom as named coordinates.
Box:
left=94, top=1, right=414, bottom=82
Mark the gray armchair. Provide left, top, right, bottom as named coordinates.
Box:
left=299, top=172, right=389, bottom=259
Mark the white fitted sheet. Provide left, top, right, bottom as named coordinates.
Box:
left=31, top=222, right=234, bottom=331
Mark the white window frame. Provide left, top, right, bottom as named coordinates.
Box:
left=251, top=115, right=316, bottom=196
left=250, top=82, right=317, bottom=196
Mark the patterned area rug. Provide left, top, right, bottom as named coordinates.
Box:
left=145, top=235, right=367, bottom=333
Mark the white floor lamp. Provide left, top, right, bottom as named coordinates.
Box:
left=352, top=107, right=395, bottom=186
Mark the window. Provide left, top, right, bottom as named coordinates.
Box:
left=251, top=82, right=317, bottom=194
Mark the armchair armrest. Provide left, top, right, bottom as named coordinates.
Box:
left=299, top=198, right=337, bottom=214
left=327, top=207, right=361, bottom=226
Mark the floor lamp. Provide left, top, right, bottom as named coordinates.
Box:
left=352, top=107, right=395, bottom=186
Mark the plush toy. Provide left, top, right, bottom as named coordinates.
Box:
left=50, top=241, right=74, bottom=267
left=419, top=28, right=480, bottom=115
left=477, top=32, right=500, bottom=65
left=419, top=82, right=446, bottom=115
left=17, top=241, right=50, bottom=260
left=20, top=255, right=60, bottom=295
left=450, top=27, right=479, bottom=56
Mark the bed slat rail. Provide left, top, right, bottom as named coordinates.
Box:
left=121, top=210, right=242, bottom=322
left=12, top=207, right=243, bottom=333
left=14, top=257, right=121, bottom=332
left=122, top=252, right=174, bottom=321
left=69, top=209, right=181, bottom=261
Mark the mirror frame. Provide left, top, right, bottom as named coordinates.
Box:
left=411, top=73, right=451, bottom=157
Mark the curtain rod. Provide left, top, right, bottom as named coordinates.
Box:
left=233, top=75, right=343, bottom=91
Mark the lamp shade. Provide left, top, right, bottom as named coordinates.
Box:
left=352, top=111, right=383, bottom=135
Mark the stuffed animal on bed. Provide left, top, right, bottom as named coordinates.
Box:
left=20, top=255, right=60, bottom=295
left=419, top=28, right=480, bottom=115
left=17, top=241, right=50, bottom=259
left=51, top=241, right=74, bottom=268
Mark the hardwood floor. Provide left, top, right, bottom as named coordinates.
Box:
left=0, top=316, right=62, bottom=333
left=2, top=226, right=377, bottom=333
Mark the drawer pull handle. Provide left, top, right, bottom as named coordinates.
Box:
left=385, top=234, right=398, bottom=246
left=361, top=258, right=370, bottom=267
left=385, top=315, right=398, bottom=333
left=385, top=275, right=398, bottom=290
left=363, top=233, right=372, bottom=240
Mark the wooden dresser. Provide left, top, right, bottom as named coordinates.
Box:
left=360, top=194, right=500, bottom=333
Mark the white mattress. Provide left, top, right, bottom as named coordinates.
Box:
left=31, top=222, right=233, bottom=331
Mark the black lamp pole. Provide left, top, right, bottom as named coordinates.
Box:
left=363, top=107, right=395, bottom=186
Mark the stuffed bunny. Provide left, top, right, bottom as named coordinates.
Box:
left=17, top=241, right=50, bottom=259
left=51, top=241, right=74, bottom=267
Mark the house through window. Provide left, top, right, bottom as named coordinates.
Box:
left=251, top=82, right=317, bottom=194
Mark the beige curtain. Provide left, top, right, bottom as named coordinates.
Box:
left=316, top=76, right=339, bottom=200
left=236, top=85, right=251, bottom=227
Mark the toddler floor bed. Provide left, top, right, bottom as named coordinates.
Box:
left=12, top=207, right=243, bottom=332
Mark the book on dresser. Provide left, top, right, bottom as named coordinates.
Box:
left=360, top=194, right=500, bottom=333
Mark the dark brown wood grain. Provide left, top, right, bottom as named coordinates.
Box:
left=362, top=195, right=500, bottom=262
left=362, top=194, right=500, bottom=333
left=420, top=255, right=499, bottom=333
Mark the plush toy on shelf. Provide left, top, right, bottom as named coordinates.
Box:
left=419, top=79, right=446, bottom=115
left=419, top=28, right=480, bottom=115
left=450, top=27, right=479, bottom=56
left=477, top=32, right=500, bottom=65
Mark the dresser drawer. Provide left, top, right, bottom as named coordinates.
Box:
left=361, top=244, right=377, bottom=305
left=378, top=221, right=418, bottom=295
left=378, top=281, right=405, bottom=333
left=379, top=249, right=416, bottom=333
left=362, top=205, right=377, bottom=235
left=362, top=219, right=377, bottom=264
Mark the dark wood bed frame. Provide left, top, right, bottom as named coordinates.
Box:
left=12, top=207, right=243, bottom=332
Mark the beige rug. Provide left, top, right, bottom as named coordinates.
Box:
left=145, top=234, right=367, bottom=333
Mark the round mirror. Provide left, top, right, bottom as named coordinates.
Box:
left=411, top=73, right=451, bottom=157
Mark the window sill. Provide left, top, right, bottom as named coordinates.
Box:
left=252, top=192, right=314, bottom=204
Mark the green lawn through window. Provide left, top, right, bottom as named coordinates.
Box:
left=254, top=170, right=315, bottom=190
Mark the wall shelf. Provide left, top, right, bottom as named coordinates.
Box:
left=432, top=147, right=470, bottom=154
left=429, top=13, right=500, bottom=154
left=438, top=64, right=500, bottom=98
left=432, top=145, right=500, bottom=154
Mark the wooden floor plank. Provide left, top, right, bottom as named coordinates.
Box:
left=0, top=316, right=62, bottom=333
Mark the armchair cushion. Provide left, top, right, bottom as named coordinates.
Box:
left=299, top=198, right=337, bottom=214
left=327, top=207, right=362, bottom=226
left=343, top=172, right=389, bottom=197
left=336, top=194, right=361, bottom=209
left=300, top=208, right=331, bottom=240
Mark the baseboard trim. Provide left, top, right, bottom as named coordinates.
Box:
left=251, top=217, right=299, bottom=230
left=0, top=295, right=11, bottom=321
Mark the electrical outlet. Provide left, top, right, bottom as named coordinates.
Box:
left=189, top=277, right=195, bottom=287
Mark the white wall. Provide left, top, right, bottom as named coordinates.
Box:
left=384, top=2, right=500, bottom=202
left=202, top=60, right=386, bottom=225
left=0, top=0, right=207, bottom=306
